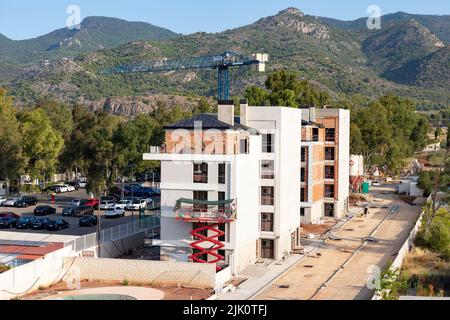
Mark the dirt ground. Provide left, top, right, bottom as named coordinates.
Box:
left=256, top=185, right=424, bottom=300
left=22, top=280, right=213, bottom=300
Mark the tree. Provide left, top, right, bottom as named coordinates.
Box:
left=423, top=149, right=450, bottom=237
left=85, top=112, right=122, bottom=196
left=36, top=100, right=74, bottom=141
left=245, top=70, right=332, bottom=108
left=0, top=89, right=27, bottom=194
left=350, top=123, right=365, bottom=155
left=18, top=108, right=64, bottom=188
left=245, top=86, right=269, bottom=106
left=60, top=105, right=97, bottom=178
left=435, top=127, right=443, bottom=141
left=193, top=97, right=212, bottom=115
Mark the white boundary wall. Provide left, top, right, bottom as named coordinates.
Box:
left=0, top=246, right=73, bottom=300
left=372, top=210, right=425, bottom=300
left=65, top=257, right=216, bottom=289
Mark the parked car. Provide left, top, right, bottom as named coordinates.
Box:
left=80, top=198, right=100, bottom=210
left=70, top=199, right=82, bottom=208
left=34, top=206, right=56, bottom=216
left=99, top=200, right=116, bottom=211
left=0, top=216, right=19, bottom=228
left=47, top=219, right=69, bottom=231
left=373, top=180, right=382, bottom=187
left=0, top=212, right=20, bottom=219
left=77, top=181, right=87, bottom=189
left=126, top=199, right=147, bottom=211
left=0, top=197, right=7, bottom=206
left=144, top=198, right=154, bottom=208
left=16, top=196, right=38, bottom=208
left=3, top=198, right=19, bottom=207
left=66, top=182, right=80, bottom=190
left=105, top=208, right=125, bottom=219
left=45, top=185, right=66, bottom=193
left=16, top=217, right=38, bottom=230
left=63, top=184, right=76, bottom=192
left=114, top=200, right=132, bottom=211
left=62, top=206, right=77, bottom=217
left=31, top=218, right=52, bottom=230
left=73, top=205, right=94, bottom=218
left=79, top=215, right=98, bottom=227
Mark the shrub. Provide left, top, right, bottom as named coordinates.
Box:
left=0, top=264, right=11, bottom=274
left=20, top=184, right=41, bottom=194
left=426, top=215, right=450, bottom=260
left=417, top=210, right=450, bottom=260
left=122, top=279, right=129, bottom=286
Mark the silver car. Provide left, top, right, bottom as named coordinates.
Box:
left=3, top=198, right=19, bottom=207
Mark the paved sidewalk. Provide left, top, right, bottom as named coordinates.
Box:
left=218, top=246, right=318, bottom=300
left=256, top=186, right=424, bottom=300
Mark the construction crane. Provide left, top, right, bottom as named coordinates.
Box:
left=103, top=51, right=269, bottom=101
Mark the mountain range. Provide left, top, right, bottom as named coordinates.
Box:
left=0, top=8, right=449, bottom=114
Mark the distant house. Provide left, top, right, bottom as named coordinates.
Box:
left=397, top=177, right=424, bottom=197
left=423, top=141, right=441, bottom=153
left=0, top=181, right=6, bottom=196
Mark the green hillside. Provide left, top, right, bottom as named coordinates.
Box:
left=1, top=8, right=449, bottom=111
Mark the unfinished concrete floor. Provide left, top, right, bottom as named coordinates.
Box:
left=256, top=186, right=424, bottom=300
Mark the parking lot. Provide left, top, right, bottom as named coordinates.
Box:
left=0, top=189, right=161, bottom=236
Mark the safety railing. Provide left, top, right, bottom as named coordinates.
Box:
left=65, top=216, right=160, bottom=253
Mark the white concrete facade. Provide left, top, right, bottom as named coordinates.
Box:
left=143, top=103, right=349, bottom=275
left=246, top=106, right=302, bottom=260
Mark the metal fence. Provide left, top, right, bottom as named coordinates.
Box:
left=65, top=216, right=160, bottom=253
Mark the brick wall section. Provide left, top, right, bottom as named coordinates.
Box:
left=64, top=257, right=216, bottom=289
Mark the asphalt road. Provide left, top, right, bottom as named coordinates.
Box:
left=0, top=189, right=161, bottom=236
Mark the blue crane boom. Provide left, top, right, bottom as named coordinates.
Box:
left=103, top=51, right=268, bottom=101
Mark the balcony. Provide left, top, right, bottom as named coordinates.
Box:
left=174, top=198, right=237, bottom=223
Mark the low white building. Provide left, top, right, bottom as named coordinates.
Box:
left=0, top=182, right=6, bottom=196
left=397, top=177, right=424, bottom=197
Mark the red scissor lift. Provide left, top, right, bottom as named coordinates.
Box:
left=174, top=198, right=237, bottom=271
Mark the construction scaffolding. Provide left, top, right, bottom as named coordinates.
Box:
left=174, top=198, right=236, bottom=271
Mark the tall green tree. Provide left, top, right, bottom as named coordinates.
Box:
left=245, top=70, right=332, bottom=108
left=36, top=100, right=74, bottom=141
left=18, top=108, right=64, bottom=187
left=0, top=89, right=27, bottom=194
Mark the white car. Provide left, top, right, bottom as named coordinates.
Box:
left=3, top=198, right=19, bottom=207
left=144, top=198, right=154, bottom=208
left=125, top=199, right=147, bottom=211
left=54, top=185, right=68, bottom=193
left=64, top=184, right=76, bottom=192
left=0, top=197, right=7, bottom=206
left=105, top=208, right=125, bottom=219
left=373, top=180, right=382, bottom=187
left=78, top=181, right=87, bottom=189
left=115, top=200, right=132, bottom=211
left=71, top=199, right=82, bottom=207
left=99, top=200, right=116, bottom=211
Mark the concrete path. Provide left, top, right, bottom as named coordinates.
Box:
left=218, top=246, right=318, bottom=300
left=255, top=186, right=424, bottom=300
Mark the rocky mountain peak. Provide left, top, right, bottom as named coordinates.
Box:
left=277, top=7, right=305, bottom=17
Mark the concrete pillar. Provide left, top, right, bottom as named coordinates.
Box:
left=218, top=100, right=235, bottom=126
left=240, top=99, right=248, bottom=126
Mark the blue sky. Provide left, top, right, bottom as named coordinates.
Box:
left=1, top=0, right=449, bottom=40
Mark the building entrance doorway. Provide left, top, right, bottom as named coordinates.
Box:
left=325, top=203, right=335, bottom=217
left=260, top=239, right=275, bottom=259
